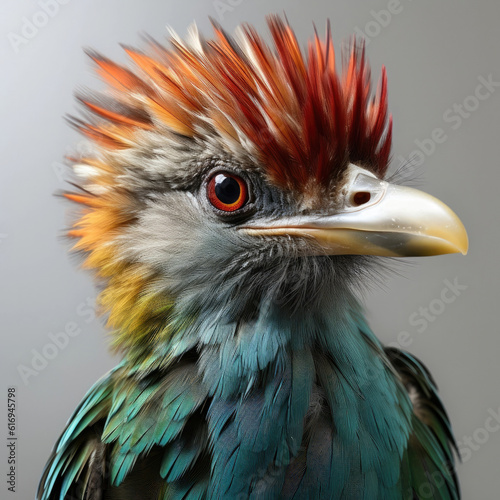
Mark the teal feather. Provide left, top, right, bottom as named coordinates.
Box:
left=37, top=371, right=114, bottom=500
left=38, top=301, right=459, bottom=499
left=110, top=449, right=138, bottom=489
left=207, top=348, right=314, bottom=498
left=101, top=363, right=208, bottom=486
left=163, top=476, right=209, bottom=500
left=160, top=440, right=199, bottom=481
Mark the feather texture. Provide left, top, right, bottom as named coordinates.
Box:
left=38, top=15, right=460, bottom=500
left=38, top=305, right=459, bottom=499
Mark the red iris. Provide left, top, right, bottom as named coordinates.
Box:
left=207, top=172, right=248, bottom=212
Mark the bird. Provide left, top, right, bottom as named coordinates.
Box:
left=37, top=16, right=468, bottom=500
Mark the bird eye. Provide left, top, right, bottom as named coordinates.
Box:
left=207, top=172, right=248, bottom=212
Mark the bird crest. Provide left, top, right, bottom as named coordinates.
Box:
left=73, top=16, right=392, bottom=191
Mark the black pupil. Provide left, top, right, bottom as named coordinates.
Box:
left=214, top=174, right=241, bottom=204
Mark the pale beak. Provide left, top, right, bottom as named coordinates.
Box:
left=241, top=165, right=468, bottom=257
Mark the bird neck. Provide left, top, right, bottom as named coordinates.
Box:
left=189, top=291, right=412, bottom=484
left=159, top=290, right=390, bottom=401
left=121, top=284, right=400, bottom=411
left=121, top=288, right=412, bottom=472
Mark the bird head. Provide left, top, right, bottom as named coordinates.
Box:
left=65, top=17, right=467, bottom=361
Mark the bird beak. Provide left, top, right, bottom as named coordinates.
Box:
left=242, top=165, right=468, bottom=257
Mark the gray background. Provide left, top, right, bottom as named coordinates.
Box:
left=1, top=0, right=499, bottom=498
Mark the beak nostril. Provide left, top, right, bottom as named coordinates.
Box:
left=352, top=191, right=371, bottom=206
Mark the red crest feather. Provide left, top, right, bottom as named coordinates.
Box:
left=77, top=16, right=392, bottom=191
